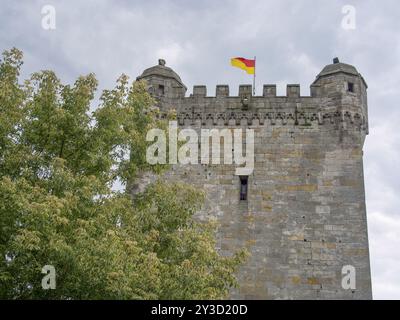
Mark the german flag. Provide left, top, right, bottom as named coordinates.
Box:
left=230, top=57, right=255, bottom=75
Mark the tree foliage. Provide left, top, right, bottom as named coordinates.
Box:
left=0, top=48, right=246, bottom=299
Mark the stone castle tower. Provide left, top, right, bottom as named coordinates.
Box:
left=135, top=58, right=372, bottom=299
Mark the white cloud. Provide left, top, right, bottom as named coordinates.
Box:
left=368, top=211, right=400, bottom=299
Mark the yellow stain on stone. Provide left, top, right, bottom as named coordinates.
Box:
left=341, top=179, right=359, bottom=187
left=312, top=241, right=336, bottom=249
left=262, top=204, right=272, bottom=212
left=323, top=179, right=333, bottom=187
left=279, top=184, right=317, bottom=192
left=286, top=150, right=304, bottom=158
left=345, top=248, right=368, bottom=256
left=307, top=277, right=320, bottom=285
left=244, top=214, right=255, bottom=223
left=351, top=148, right=362, bottom=157
left=219, top=179, right=233, bottom=185
left=262, top=192, right=272, bottom=200
left=291, top=276, right=302, bottom=285
left=326, top=243, right=337, bottom=249
left=246, top=239, right=257, bottom=246
left=272, top=128, right=283, bottom=139
left=289, top=234, right=304, bottom=241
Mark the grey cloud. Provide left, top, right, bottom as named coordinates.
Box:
left=1, top=0, right=400, bottom=299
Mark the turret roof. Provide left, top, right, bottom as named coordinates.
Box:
left=137, top=59, right=186, bottom=89
left=314, top=58, right=367, bottom=87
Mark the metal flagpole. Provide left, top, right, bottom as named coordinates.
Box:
left=253, top=56, right=256, bottom=96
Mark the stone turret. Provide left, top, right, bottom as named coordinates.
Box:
left=312, top=58, right=369, bottom=135
left=137, top=59, right=186, bottom=101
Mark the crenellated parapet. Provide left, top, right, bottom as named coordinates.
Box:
left=138, top=58, right=369, bottom=135
left=190, top=84, right=304, bottom=98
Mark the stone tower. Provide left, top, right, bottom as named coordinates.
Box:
left=135, top=58, right=372, bottom=299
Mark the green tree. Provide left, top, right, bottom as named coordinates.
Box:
left=0, top=48, right=246, bottom=299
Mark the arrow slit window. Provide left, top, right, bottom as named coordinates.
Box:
left=158, top=84, right=165, bottom=96
left=240, top=176, right=248, bottom=201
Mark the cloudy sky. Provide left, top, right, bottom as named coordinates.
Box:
left=1, top=0, right=399, bottom=299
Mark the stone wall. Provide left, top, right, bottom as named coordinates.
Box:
left=135, top=59, right=372, bottom=299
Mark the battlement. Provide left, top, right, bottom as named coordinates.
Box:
left=138, top=58, right=369, bottom=135
left=189, top=83, right=366, bottom=101
left=138, top=57, right=367, bottom=98
left=191, top=84, right=308, bottom=98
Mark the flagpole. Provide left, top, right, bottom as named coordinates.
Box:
left=253, top=56, right=256, bottom=96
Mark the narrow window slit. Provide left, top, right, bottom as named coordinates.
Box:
left=240, top=176, right=248, bottom=201
left=158, top=84, right=165, bottom=95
